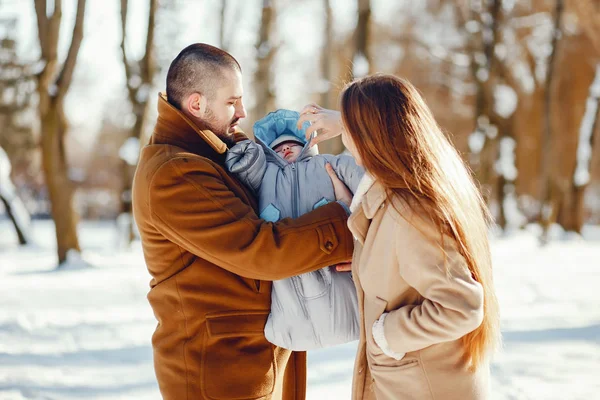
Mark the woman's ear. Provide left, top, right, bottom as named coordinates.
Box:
left=185, top=92, right=208, bottom=118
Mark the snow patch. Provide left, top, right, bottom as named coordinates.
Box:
left=119, top=137, right=140, bottom=166
left=494, top=84, right=518, bottom=118
left=352, top=53, right=369, bottom=78
left=468, top=129, right=486, bottom=154
left=495, top=136, right=517, bottom=181
left=59, top=250, right=94, bottom=270
left=574, top=64, right=600, bottom=187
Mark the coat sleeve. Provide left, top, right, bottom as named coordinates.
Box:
left=148, top=157, right=353, bottom=281
left=382, top=207, right=485, bottom=355
left=324, top=154, right=365, bottom=193
left=224, top=140, right=267, bottom=193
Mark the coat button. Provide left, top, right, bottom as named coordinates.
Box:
left=325, top=241, right=333, bottom=250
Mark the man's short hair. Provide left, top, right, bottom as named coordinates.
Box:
left=166, top=43, right=242, bottom=110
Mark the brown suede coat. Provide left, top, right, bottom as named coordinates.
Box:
left=132, top=94, right=354, bottom=400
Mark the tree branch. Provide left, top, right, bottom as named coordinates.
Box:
left=320, top=0, right=333, bottom=107
left=120, top=0, right=137, bottom=104
left=141, top=0, right=157, bottom=83
left=356, top=0, right=371, bottom=55
left=219, top=0, right=228, bottom=50
left=571, top=0, right=600, bottom=54
left=33, top=0, right=48, bottom=53
left=55, top=0, right=86, bottom=101
left=46, top=0, right=62, bottom=63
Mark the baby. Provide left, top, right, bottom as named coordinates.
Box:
left=225, top=109, right=363, bottom=350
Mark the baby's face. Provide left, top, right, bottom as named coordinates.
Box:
left=273, top=141, right=303, bottom=163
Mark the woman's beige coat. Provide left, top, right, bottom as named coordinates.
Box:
left=348, top=177, right=490, bottom=400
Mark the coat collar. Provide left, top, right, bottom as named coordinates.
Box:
left=350, top=173, right=388, bottom=219
left=150, top=93, right=247, bottom=162
left=348, top=173, right=388, bottom=244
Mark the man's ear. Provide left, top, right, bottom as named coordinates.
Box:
left=184, top=92, right=208, bottom=118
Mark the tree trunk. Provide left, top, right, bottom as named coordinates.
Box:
left=219, top=0, right=228, bottom=50
left=120, top=0, right=157, bottom=244
left=568, top=1, right=600, bottom=230
left=119, top=99, right=151, bottom=243
left=568, top=68, right=600, bottom=232
left=541, top=9, right=595, bottom=238
left=315, top=0, right=346, bottom=155
left=349, top=0, right=372, bottom=80
left=320, top=0, right=333, bottom=109
left=540, top=0, right=564, bottom=239
left=253, top=0, right=276, bottom=123
left=34, top=0, right=87, bottom=265
left=460, top=0, right=506, bottom=224
left=39, top=99, right=80, bottom=263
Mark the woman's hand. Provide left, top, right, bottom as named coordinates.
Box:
left=326, top=162, right=353, bottom=273
left=334, top=262, right=352, bottom=272
left=297, top=103, right=343, bottom=148
left=326, top=163, right=353, bottom=208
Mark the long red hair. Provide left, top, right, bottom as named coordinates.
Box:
left=341, top=74, right=500, bottom=370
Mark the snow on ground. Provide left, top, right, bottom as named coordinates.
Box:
left=0, top=220, right=599, bottom=400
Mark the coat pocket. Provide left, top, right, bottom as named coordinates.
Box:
left=202, top=310, right=275, bottom=400
left=370, top=357, right=433, bottom=400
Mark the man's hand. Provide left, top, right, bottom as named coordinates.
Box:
left=297, top=103, right=343, bottom=148
left=325, top=163, right=353, bottom=208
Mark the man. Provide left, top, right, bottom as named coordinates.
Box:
left=132, top=43, right=354, bottom=400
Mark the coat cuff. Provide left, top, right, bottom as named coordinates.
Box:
left=372, top=313, right=405, bottom=360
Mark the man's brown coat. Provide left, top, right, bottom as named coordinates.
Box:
left=132, top=94, right=354, bottom=400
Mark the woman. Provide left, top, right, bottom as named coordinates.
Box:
left=298, top=74, right=500, bottom=400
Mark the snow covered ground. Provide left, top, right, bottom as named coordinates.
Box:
left=0, top=220, right=599, bottom=400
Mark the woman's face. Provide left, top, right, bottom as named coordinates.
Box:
left=341, top=123, right=362, bottom=166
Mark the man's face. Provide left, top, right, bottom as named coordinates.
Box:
left=273, top=141, right=303, bottom=163
left=203, top=69, right=247, bottom=138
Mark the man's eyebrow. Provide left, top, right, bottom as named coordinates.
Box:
left=228, top=95, right=242, bottom=100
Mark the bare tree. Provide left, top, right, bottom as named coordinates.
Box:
left=320, top=0, right=333, bottom=109
left=354, top=0, right=372, bottom=78
left=318, top=0, right=371, bottom=155
left=455, top=0, right=513, bottom=228
left=572, top=0, right=600, bottom=53
left=0, top=18, right=35, bottom=245
left=0, top=146, right=31, bottom=245
left=219, top=0, right=228, bottom=50
left=558, top=0, right=600, bottom=232
left=33, top=0, right=87, bottom=265
left=539, top=0, right=565, bottom=241
left=119, top=0, right=157, bottom=243
left=252, top=0, right=277, bottom=122
left=349, top=0, right=372, bottom=80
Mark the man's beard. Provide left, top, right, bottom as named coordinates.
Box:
left=205, top=106, right=239, bottom=146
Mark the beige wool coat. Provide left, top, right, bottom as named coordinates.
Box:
left=348, top=176, right=490, bottom=400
